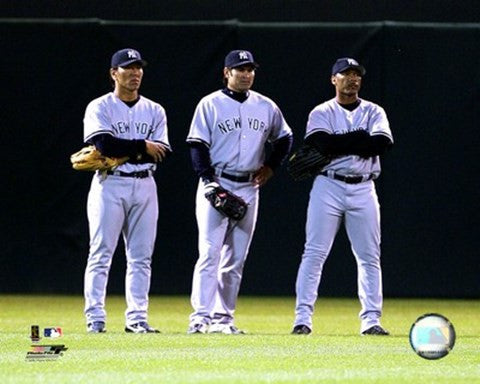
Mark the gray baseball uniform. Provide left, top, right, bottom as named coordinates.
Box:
left=186, top=50, right=292, bottom=334
left=293, top=58, right=393, bottom=335
left=83, top=48, right=171, bottom=333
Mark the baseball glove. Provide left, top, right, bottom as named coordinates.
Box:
left=205, top=183, right=248, bottom=221
left=287, top=144, right=332, bottom=181
left=70, top=145, right=129, bottom=172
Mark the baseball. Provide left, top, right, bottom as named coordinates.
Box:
left=409, top=313, right=456, bottom=360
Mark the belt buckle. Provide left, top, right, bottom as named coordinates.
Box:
left=220, top=171, right=251, bottom=183
left=137, top=170, right=149, bottom=178
left=350, top=176, right=362, bottom=184
left=347, top=175, right=369, bottom=184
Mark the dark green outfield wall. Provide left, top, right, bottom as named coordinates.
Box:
left=1, top=18, right=478, bottom=297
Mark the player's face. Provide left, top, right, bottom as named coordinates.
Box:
left=331, top=69, right=362, bottom=97
left=224, top=65, right=256, bottom=92
left=111, top=63, right=144, bottom=94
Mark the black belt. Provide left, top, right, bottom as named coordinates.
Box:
left=106, top=170, right=151, bottom=178
left=219, top=171, right=252, bottom=183
left=320, top=171, right=373, bottom=184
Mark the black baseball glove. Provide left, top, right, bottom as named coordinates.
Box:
left=204, top=183, right=248, bottom=220
left=287, top=144, right=332, bottom=181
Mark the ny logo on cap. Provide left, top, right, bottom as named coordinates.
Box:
left=347, top=58, right=359, bottom=65
left=239, top=51, right=249, bottom=60
left=127, top=50, right=138, bottom=59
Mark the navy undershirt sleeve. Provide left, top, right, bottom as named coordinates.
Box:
left=189, top=142, right=215, bottom=182
left=89, top=134, right=156, bottom=163
left=305, top=131, right=392, bottom=157
left=265, top=135, right=293, bottom=169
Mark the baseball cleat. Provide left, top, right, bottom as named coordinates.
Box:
left=291, top=325, right=312, bottom=335
left=361, top=325, right=390, bottom=336
left=187, top=323, right=209, bottom=334
left=87, top=321, right=106, bottom=333
left=125, top=322, right=160, bottom=333
left=208, top=324, right=245, bottom=334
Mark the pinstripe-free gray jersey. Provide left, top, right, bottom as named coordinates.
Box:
left=305, top=98, right=393, bottom=178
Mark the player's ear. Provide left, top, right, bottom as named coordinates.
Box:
left=110, top=68, right=117, bottom=81
left=330, top=75, right=337, bottom=85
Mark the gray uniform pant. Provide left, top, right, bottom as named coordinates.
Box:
left=294, top=176, right=384, bottom=333
left=84, top=173, right=158, bottom=325
left=189, top=178, right=259, bottom=326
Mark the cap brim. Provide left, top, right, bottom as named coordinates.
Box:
left=352, top=65, right=366, bottom=75
left=229, top=61, right=259, bottom=69
left=115, top=59, right=148, bottom=68
left=334, top=65, right=365, bottom=76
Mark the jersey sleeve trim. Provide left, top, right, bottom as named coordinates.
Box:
left=154, top=140, right=173, bottom=152
left=85, top=130, right=114, bottom=144
left=186, top=137, right=210, bottom=148
left=305, top=128, right=330, bottom=138
left=371, top=131, right=394, bottom=143
left=271, top=131, right=293, bottom=142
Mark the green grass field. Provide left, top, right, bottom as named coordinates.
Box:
left=0, top=295, right=478, bottom=383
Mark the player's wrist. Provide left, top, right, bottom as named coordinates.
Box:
left=204, top=181, right=220, bottom=188
left=132, top=139, right=146, bottom=161
left=204, top=181, right=221, bottom=201
left=200, top=171, right=216, bottom=184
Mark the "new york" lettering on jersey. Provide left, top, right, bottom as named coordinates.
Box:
left=217, top=117, right=267, bottom=134
left=112, top=121, right=153, bottom=135
left=217, top=117, right=241, bottom=133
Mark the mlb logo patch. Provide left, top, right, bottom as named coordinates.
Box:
left=44, top=327, right=63, bottom=338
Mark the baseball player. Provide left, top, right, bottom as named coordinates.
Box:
left=82, top=48, right=171, bottom=333
left=292, top=58, right=393, bottom=335
left=186, top=50, right=293, bottom=334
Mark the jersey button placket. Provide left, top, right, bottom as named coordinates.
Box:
left=129, top=110, right=134, bottom=139
left=239, top=108, right=248, bottom=167
left=238, top=133, right=248, bottom=168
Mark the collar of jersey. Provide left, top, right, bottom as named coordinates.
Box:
left=222, top=88, right=249, bottom=103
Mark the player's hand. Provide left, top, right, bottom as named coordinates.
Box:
left=204, top=181, right=221, bottom=197
left=253, top=165, right=273, bottom=187
left=145, top=140, right=167, bottom=162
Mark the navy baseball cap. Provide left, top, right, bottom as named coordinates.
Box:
left=224, top=50, right=259, bottom=68
left=331, top=57, right=366, bottom=76
left=111, top=48, right=147, bottom=68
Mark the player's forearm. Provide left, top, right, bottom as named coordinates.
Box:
left=350, top=134, right=393, bottom=157
left=265, top=134, right=293, bottom=170
left=305, top=131, right=366, bottom=155
left=305, top=131, right=391, bottom=157
left=89, top=134, right=156, bottom=163
left=189, top=142, right=215, bottom=182
left=90, top=134, right=144, bottom=158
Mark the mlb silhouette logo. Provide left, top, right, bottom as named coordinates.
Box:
left=44, top=327, right=63, bottom=338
